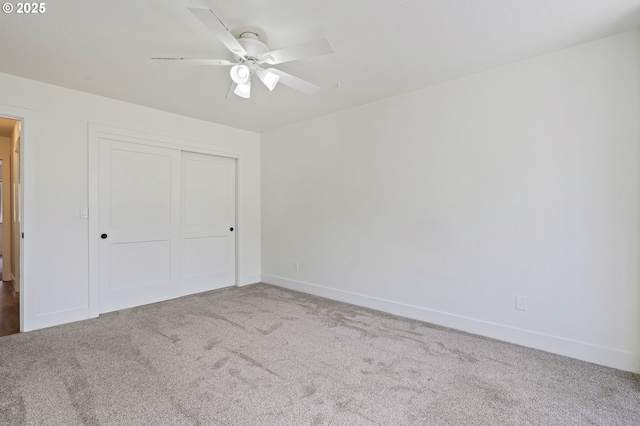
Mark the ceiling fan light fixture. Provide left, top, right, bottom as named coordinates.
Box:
left=234, top=80, right=251, bottom=98
left=164, top=8, right=335, bottom=99
left=230, top=64, right=250, bottom=84
left=257, top=68, right=280, bottom=91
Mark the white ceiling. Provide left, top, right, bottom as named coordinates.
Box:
left=1, top=0, right=639, bottom=132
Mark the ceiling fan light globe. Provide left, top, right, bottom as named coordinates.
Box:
left=234, top=81, right=251, bottom=98
left=257, top=68, right=280, bottom=91
left=230, top=64, right=250, bottom=84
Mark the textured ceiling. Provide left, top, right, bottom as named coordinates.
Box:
left=1, top=0, right=639, bottom=132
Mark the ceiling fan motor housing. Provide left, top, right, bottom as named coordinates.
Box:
left=235, top=32, right=269, bottom=63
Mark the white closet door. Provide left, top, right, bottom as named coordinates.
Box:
left=181, top=152, right=236, bottom=295
left=98, top=139, right=181, bottom=313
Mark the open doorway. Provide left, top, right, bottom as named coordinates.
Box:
left=0, top=117, right=20, bottom=336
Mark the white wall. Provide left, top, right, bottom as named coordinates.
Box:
left=0, top=72, right=261, bottom=331
left=261, top=30, right=640, bottom=372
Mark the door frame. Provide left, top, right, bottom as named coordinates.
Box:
left=0, top=155, right=11, bottom=281
left=87, top=124, right=239, bottom=318
left=0, top=105, right=31, bottom=332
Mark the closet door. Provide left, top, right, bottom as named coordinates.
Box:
left=181, top=152, right=236, bottom=295
left=98, top=139, right=181, bottom=313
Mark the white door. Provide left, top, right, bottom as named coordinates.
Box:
left=98, top=139, right=181, bottom=313
left=98, top=138, right=236, bottom=313
left=181, top=152, right=236, bottom=295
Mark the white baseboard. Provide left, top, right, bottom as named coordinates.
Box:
left=261, top=274, right=639, bottom=374
left=24, top=307, right=91, bottom=333
left=238, top=274, right=261, bottom=287
left=23, top=276, right=262, bottom=332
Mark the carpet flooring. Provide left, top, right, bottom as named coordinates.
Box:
left=0, top=283, right=638, bottom=425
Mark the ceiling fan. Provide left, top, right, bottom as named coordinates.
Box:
left=153, top=8, right=334, bottom=99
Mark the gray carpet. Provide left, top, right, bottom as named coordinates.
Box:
left=0, top=284, right=638, bottom=425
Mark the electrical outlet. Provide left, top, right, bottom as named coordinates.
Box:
left=516, top=296, right=527, bottom=311
left=293, top=261, right=299, bottom=270
left=80, top=207, right=89, bottom=219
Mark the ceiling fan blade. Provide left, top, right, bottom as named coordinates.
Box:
left=261, top=38, right=334, bottom=65
left=188, top=8, right=247, bottom=57
left=268, top=69, right=321, bottom=95
left=151, top=58, right=236, bottom=66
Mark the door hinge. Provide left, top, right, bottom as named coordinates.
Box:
left=21, top=232, right=24, bottom=239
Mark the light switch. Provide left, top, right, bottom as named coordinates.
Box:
left=80, top=207, right=89, bottom=219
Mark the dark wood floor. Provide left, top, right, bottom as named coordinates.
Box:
left=0, top=254, right=19, bottom=336
left=0, top=280, right=19, bottom=336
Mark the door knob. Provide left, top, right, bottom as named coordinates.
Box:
left=101, top=233, right=108, bottom=239
left=230, top=227, right=234, bottom=232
